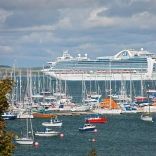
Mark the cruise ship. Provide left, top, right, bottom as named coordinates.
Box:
left=43, top=48, right=156, bottom=81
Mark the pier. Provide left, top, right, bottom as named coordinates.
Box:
left=53, top=111, right=94, bottom=116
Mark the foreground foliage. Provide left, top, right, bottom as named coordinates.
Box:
left=85, top=148, right=97, bottom=156
left=0, top=77, right=16, bottom=156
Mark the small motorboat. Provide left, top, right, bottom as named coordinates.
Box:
left=42, top=116, right=62, bottom=127
left=85, top=114, right=107, bottom=123
left=79, top=123, right=96, bottom=132
left=34, top=128, right=60, bottom=137
left=2, top=112, right=17, bottom=120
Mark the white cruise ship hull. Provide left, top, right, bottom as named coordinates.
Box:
left=45, top=72, right=156, bottom=81
left=43, top=48, right=156, bottom=81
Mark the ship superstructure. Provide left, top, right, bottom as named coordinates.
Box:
left=43, top=49, right=156, bottom=81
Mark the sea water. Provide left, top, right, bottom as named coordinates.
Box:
left=6, top=113, right=156, bottom=156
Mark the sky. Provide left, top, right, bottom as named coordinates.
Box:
left=0, top=0, right=156, bottom=68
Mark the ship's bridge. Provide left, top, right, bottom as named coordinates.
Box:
left=114, top=48, right=155, bottom=59
left=47, top=62, right=56, bottom=67
left=57, top=50, right=74, bottom=61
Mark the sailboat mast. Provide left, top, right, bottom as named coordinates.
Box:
left=82, top=73, right=85, bottom=105
left=43, top=65, right=45, bottom=108
left=130, top=73, right=132, bottom=103
left=90, top=71, right=92, bottom=94
left=109, top=62, right=112, bottom=108
left=19, top=70, right=22, bottom=103
left=26, top=117, right=28, bottom=138
left=29, top=69, right=33, bottom=104
left=30, top=117, right=34, bottom=140
left=147, top=91, right=150, bottom=114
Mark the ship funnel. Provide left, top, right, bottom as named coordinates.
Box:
left=78, top=54, right=81, bottom=57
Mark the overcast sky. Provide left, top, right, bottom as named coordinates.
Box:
left=0, top=0, right=156, bottom=68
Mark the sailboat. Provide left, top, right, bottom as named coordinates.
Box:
left=140, top=90, right=153, bottom=122
left=15, top=117, right=34, bottom=145
left=140, top=113, right=152, bottom=122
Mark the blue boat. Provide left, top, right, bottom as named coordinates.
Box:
left=2, top=112, right=17, bottom=120
left=79, top=123, right=96, bottom=132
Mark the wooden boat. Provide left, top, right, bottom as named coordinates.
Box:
left=32, top=113, right=55, bottom=118
left=34, top=128, right=60, bottom=136
left=79, top=123, right=96, bottom=132
left=85, top=114, right=107, bottom=123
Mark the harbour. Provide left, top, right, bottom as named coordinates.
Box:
left=2, top=76, right=156, bottom=156
left=1, top=1, right=156, bottom=155
left=6, top=113, right=156, bottom=156
left=2, top=48, right=156, bottom=155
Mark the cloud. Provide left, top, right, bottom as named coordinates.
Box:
left=0, top=0, right=156, bottom=67
left=0, top=46, right=13, bottom=52
left=0, top=9, right=12, bottom=26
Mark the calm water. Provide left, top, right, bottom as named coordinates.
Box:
left=6, top=113, right=156, bottom=156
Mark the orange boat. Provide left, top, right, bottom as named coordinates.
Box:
left=33, top=113, right=55, bottom=118
left=92, top=97, right=122, bottom=114
left=99, top=97, right=120, bottom=109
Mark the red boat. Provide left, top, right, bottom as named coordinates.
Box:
left=135, top=96, right=147, bottom=101
left=85, top=114, right=107, bottom=123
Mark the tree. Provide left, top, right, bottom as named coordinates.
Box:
left=0, top=77, right=16, bottom=156
left=85, top=148, right=97, bottom=156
